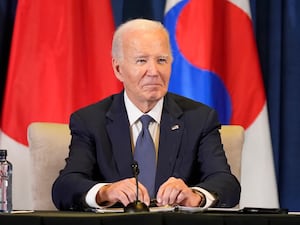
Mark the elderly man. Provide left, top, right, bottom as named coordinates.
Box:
left=52, top=18, right=240, bottom=211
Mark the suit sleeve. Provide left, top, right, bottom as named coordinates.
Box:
left=195, top=109, right=241, bottom=207
left=52, top=112, right=100, bottom=211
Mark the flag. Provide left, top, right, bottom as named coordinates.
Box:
left=164, top=0, right=279, bottom=207
left=0, top=0, right=122, bottom=209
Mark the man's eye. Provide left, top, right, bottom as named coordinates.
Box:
left=136, top=59, right=147, bottom=64
left=158, top=58, right=168, bottom=64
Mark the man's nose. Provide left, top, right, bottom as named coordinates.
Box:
left=146, top=60, right=159, bottom=75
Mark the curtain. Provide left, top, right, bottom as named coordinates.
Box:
left=0, top=0, right=17, bottom=115
left=251, top=0, right=300, bottom=211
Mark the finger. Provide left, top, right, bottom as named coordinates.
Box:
left=137, top=182, right=151, bottom=205
left=157, top=184, right=174, bottom=206
left=168, top=188, right=181, bottom=205
left=110, top=179, right=137, bottom=205
left=111, top=186, right=132, bottom=205
left=156, top=178, right=174, bottom=204
left=123, top=183, right=141, bottom=204
left=175, top=190, right=186, bottom=204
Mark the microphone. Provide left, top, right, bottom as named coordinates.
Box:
left=124, top=161, right=149, bottom=213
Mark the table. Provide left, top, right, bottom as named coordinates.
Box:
left=1, top=210, right=300, bottom=225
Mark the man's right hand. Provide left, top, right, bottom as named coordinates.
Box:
left=96, top=178, right=151, bottom=207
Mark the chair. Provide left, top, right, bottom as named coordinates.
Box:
left=27, top=122, right=244, bottom=210
left=219, top=125, right=244, bottom=182
left=27, top=122, right=71, bottom=210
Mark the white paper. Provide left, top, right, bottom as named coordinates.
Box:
left=93, top=205, right=207, bottom=213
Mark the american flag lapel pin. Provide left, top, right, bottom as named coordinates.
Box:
left=171, top=124, right=179, bottom=130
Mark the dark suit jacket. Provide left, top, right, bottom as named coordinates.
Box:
left=52, top=91, right=240, bottom=210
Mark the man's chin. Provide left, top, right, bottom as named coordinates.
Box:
left=141, top=87, right=167, bottom=100
left=145, top=92, right=165, bottom=102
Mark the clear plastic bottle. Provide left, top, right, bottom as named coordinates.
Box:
left=0, top=149, right=13, bottom=213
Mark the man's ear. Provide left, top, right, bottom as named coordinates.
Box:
left=112, top=58, right=123, bottom=82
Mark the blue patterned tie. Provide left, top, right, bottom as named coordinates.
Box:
left=134, top=115, right=156, bottom=198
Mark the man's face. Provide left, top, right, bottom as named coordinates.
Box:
left=113, top=29, right=172, bottom=111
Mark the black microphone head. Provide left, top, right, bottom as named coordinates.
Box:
left=131, top=161, right=139, bottom=176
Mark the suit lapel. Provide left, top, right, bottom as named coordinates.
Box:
left=155, top=94, right=184, bottom=188
left=106, top=93, right=134, bottom=179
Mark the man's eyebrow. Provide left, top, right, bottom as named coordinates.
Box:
left=134, top=55, right=148, bottom=58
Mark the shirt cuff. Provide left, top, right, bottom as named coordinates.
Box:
left=85, top=183, right=109, bottom=208
left=191, top=187, right=216, bottom=208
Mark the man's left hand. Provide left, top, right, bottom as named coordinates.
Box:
left=155, top=177, right=203, bottom=207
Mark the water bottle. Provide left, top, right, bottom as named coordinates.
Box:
left=0, top=149, right=13, bottom=213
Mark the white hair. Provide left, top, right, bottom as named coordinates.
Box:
left=111, top=19, right=172, bottom=60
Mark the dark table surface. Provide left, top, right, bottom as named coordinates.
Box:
left=1, top=210, right=300, bottom=225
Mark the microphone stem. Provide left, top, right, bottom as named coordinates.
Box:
left=135, top=173, right=139, bottom=202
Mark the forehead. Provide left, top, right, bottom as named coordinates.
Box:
left=123, top=29, right=171, bottom=55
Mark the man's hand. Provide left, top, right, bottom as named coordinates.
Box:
left=96, top=178, right=151, bottom=207
left=156, top=177, right=203, bottom=207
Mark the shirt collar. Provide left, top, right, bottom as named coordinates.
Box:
left=124, top=91, right=163, bottom=126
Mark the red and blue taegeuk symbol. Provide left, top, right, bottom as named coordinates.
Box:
left=164, top=0, right=265, bottom=128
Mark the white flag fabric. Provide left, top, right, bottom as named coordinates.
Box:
left=164, top=0, right=279, bottom=207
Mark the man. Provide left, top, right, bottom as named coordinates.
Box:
left=52, top=19, right=240, bottom=211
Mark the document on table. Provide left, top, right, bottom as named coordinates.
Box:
left=92, top=205, right=207, bottom=213
left=10, top=210, right=35, bottom=214
left=91, top=206, right=287, bottom=214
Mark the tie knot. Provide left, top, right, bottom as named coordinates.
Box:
left=140, top=115, right=153, bottom=128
